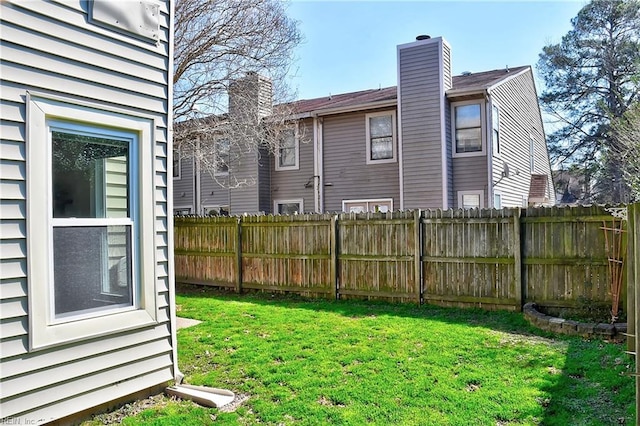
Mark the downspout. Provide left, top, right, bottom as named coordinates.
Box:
left=486, top=91, right=494, bottom=208
left=194, top=138, right=201, bottom=214
left=166, top=0, right=183, bottom=385
left=318, top=117, right=325, bottom=212
left=313, top=116, right=319, bottom=213
left=396, top=52, right=405, bottom=210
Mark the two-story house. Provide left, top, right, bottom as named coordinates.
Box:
left=174, top=35, right=555, bottom=215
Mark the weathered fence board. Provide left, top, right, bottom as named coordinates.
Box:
left=522, top=205, right=613, bottom=310
left=241, top=214, right=333, bottom=298
left=337, top=211, right=419, bottom=304
left=174, top=216, right=238, bottom=287
left=422, top=208, right=520, bottom=311
left=174, top=205, right=628, bottom=312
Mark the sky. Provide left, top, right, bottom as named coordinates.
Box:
left=285, top=1, right=587, bottom=101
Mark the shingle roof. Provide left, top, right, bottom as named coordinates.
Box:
left=451, top=66, right=529, bottom=92
left=291, top=86, right=397, bottom=115
left=291, top=66, right=531, bottom=115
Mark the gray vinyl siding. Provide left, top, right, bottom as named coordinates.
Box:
left=490, top=69, right=556, bottom=207
left=270, top=119, right=315, bottom=213
left=322, top=111, right=400, bottom=212
left=174, top=155, right=195, bottom=213
left=228, top=149, right=260, bottom=215
left=0, top=1, right=173, bottom=422
left=452, top=156, right=489, bottom=207
left=398, top=39, right=445, bottom=209
left=258, top=147, right=272, bottom=213
left=200, top=172, right=231, bottom=214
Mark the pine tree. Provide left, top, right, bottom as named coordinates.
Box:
left=538, top=0, right=640, bottom=203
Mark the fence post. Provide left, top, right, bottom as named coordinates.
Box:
left=235, top=216, right=243, bottom=294
left=630, top=203, right=640, bottom=426
left=627, top=203, right=635, bottom=354
left=513, top=208, right=522, bottom=310
left=330, top=214, right=339, bottom=300
left=414, top=209, right=422, bottom=306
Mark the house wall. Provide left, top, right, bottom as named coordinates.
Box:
left=174, top=154, right=195, bottom=213
left=228, top=149, right=260, bottom=215
left=200, top=171, right=231, bottom=214
left=321, top=110, right=401, bottom=212
left=398, top=37, right=450, bottom=209
left=452, top=155, right=490, bottom=207
left=270, top=118, right=315, bottom=213
left=443, top=46, right=455, bottom=208
left=0, top=1, right=174, bottom=422
left=490, top=69, right=556, bottom=207
left=258, top=147, right=272, bottom=213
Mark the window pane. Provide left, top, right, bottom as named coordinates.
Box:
left=456, top=128, right=482, bottom=152
left=216, top=139, right=230, bottom=174
left=53, top=225, right=133, bottom=318
left=52, top=131, right=129, bottom=218
left=369, top=115, right=392, bottom=138
left=281, top=129, right=295, bottom=148
left=278, top=202, right=300, bottom=215
left=462, top=194, right=481, bottom=209
left=279, top=147, right=296, bottom=167
left=173, top=149, right=180, bottom=177
left=455, top=104, right=481, bottom=129
left=278, top=129, right=296, bottom=167
left=371, top=137, right=393, bottom=160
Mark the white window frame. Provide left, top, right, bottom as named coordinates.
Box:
left=342, top=198, right=393, bottom=213
left=493, top=192, right=502, bottom=209
left=274, top=199, right=304, bottom=215
left=214, top=138, right=230, bottom=176
left=529, top=135, right=535, bottom=173
left=491, top=103, right=500, bottom=157
left=173, top=147, right=181, bottom=179
left=203, top=205, right=230, bottom=216
left=457, top=190, right=484, bottom=209
left=365, top=111, right=397, bottom=165
left=275, top=125, right=299, bottom=171
left=27, top=93, right=157, bottom=351
left=174, top=206, right=192, bottom=215
left=451, top=100, right=486, bottom=158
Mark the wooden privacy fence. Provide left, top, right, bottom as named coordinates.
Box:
left=174, top=205, right=633, bottom=312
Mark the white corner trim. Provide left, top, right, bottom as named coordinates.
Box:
left=438, top=39, right=448, bottom=210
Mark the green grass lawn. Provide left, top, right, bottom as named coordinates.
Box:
left=96, top=285, right=635, bottom=425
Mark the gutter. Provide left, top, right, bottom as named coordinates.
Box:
left=303, top=99, right=397, bottom=119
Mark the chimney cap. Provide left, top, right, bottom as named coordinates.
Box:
left=416, top=34, right=431, bottom=41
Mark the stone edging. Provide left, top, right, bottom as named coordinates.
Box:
left=523, top=302, right=627, bottom=339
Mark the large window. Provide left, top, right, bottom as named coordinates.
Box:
left=529, top=135, right=535, bottom=173
left=491, top=104, right=500, bottom=156
left=173, top=148, right=181, bottom=178
left=276, top=127, right=299, bottom=171
left=366, top=111, right=396, bottom=164
left=51, top=125, right=134, bottom=318
left=453, top=102, right=483, bottom=156
left=215, top=138, right=230, bottom=176
left=27, top=94, right=157, bottom=350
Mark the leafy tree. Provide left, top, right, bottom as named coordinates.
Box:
left=538, top=0, right=640, bottom=203
left=173, top=0, right=302, bottom=186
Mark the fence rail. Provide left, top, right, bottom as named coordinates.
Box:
left=174, top=205, right=634, bottom=312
